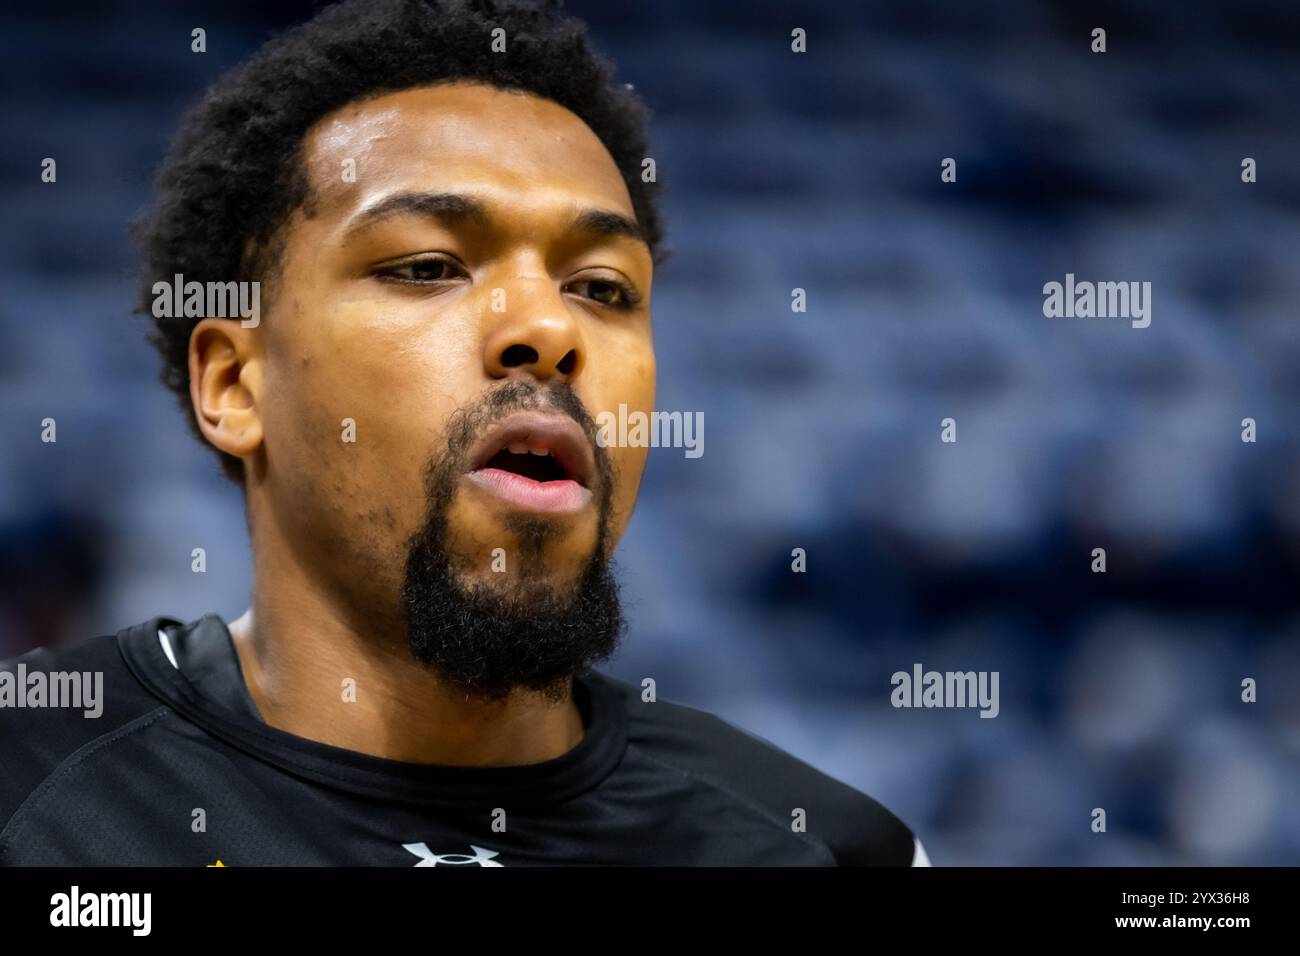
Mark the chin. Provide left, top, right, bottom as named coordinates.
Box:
left=444, top=507, right=599, bottom=580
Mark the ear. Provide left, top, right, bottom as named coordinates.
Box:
left=188, top=318, right=263, bottom=465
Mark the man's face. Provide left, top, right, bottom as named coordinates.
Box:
left=243, top=82, right=655, bottom=682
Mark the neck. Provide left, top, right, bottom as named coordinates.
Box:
left=227, top=534, right=584, bottom=767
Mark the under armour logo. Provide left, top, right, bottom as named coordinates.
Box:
left=402, top=842, right=505, bottom=867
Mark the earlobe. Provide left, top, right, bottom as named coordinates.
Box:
left=189, top=319, right=263, bottom=461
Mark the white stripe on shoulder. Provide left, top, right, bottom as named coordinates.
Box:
left=157, top=627, right=180, bottom=670
left=911, top=835, right=932, bottom=867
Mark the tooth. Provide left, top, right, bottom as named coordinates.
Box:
left=507, top=442, right=529, bottom=454
left=529, top=447, right=551, bottom=456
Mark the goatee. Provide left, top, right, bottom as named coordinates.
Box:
left=399, top=380, right=625, bottom=703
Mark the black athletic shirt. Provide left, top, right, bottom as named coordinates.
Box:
left=0, top=614, right=927, bottom=866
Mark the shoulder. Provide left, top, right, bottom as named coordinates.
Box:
left=0, top=624, right=170, bottom=832
left=591, top=672, right=925, bottom=866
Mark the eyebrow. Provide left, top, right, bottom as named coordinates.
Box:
left=343, top=190, right=649, bottom=251
left=569, top=208, right=647, bottom=247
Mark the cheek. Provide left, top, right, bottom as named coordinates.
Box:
left=612, top=442, right=649, bottom=502
left=261, top=349, right=351, bottom=479
left=597, top=344, right=656, bottom=521
left=263, top=320, right=452, bottom=530
left=590, top=328, right=655, bottom=412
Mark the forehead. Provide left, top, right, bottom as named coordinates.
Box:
left=300, top=82, right=635, bottom=222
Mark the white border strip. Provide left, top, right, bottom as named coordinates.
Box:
left=911, top=836, right=932, bottom=867
left=157, top=627, right=180, bottom=671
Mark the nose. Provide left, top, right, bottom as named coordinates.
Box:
left=482, top=273, right=583, bottom=383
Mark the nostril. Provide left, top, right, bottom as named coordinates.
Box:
left=500, top=344, right=538, bottom=368
left=555, top=349, right=577, bottom=375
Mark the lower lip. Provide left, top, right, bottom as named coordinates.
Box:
left=465, top=468, right=593, bottom=514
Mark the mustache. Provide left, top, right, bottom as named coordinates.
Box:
left=425, top=379, right=614, bottom=507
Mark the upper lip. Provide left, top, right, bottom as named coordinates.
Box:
left=467, top=411, right=596, bottom=488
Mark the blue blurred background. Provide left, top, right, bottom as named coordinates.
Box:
left=2, top=0, right=1298, bottom=865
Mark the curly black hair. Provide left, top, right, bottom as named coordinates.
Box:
left=133, top=0, right=667, bottom=486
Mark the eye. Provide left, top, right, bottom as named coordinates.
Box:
left=373, top=254, right=468, bottom=285
left=566, top=275, right=642, bottom=310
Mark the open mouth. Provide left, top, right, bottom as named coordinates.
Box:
left=464, top=412, right=596, bottom=514
left=480, top=444, right=573, bottom=483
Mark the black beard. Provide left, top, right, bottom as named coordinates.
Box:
left=398, top=380, right=625, bottom=704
